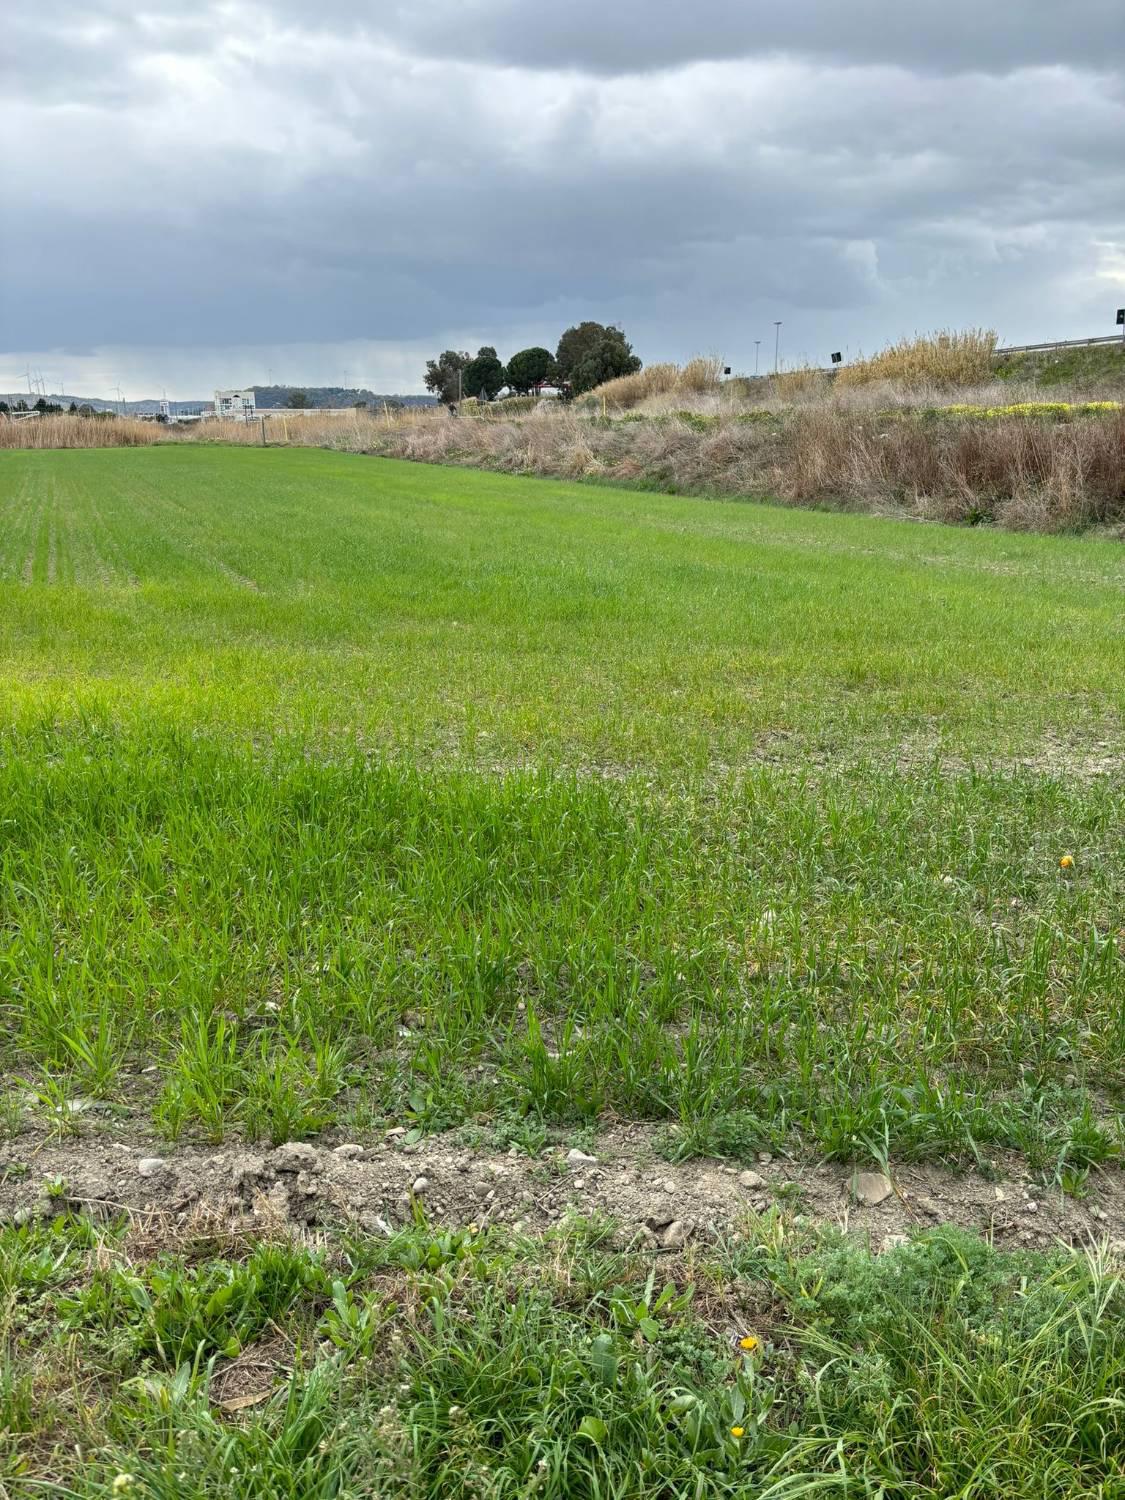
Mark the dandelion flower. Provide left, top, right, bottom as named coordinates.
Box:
left=731, top=1425, right=745, bottom=1439
left=1060, top=854, right=1074, bottom=869
left=738, top=1335, right=759, bottom=1353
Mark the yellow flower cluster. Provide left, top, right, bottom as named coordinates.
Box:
left=943, top=401, right=1122, bottom=420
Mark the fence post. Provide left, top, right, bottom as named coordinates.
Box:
left=260, top=417, right=267, bottom=447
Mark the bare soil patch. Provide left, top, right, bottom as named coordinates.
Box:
left=4, top=1124, right=1122, bottom=1257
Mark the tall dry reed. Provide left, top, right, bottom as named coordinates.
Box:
left=836, top=329, right=998, bottom=389
left=0, top=414, right=167, bottom=449
left=584, top=357, right=724, bottom=411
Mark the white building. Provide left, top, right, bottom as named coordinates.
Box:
left=214, top=388, right=256, bottom=421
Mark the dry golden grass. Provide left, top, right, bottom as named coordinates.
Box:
left=585, top=357, right=723, bottom=410
left=771, top=366, right=832, bottom=401
left=836, top=329, right=998, bottom=389
left=0, top=407, right=446, bottom=452
left=0, top=414, right=166, bottom=449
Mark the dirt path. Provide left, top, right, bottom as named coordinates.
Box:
left=4, top=1124, right=1123, bottom=1254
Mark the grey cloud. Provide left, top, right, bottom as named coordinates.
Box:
left=2, top=1, right=1123, bottom=390
left=338, top=0, right=1125, bottom=77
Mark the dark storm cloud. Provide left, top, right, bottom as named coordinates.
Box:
left=2, top=0, right=1123, bottom=392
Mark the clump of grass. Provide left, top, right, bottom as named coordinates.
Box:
left=5, top=1214, right=1124, bottom=1497
left=585, top=357, right=723, bottom=411
left=837, top=328, right=998, bottom=388
left=771, top=364, right=831, bottom=400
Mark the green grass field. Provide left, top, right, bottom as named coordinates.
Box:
left=2, top=446, right=1122, bottom=759
left=1, top=446, right=1124, bottom=1496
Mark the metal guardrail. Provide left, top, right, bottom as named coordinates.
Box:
left=996, top=335, right=1123, bottom=356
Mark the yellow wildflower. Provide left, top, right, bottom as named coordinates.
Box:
left=739, top=1335, right=759, bottom=1352
left=1060, top=854, right=1074, bottom=869
left=731, top=1425, right=745, bottom=1439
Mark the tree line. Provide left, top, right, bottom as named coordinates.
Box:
left=424, top=322, right=641, bottom=405
left=0, top=400, right=114, bottom=417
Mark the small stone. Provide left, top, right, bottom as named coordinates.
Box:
left=574, top=1177, right=585, bottom=1190
left=738, top=1170, right=766, bottom=1191
left=994, top=1187, right=1006, bottom=1202
left=757, top=1152, right=773, bottom=1166
left=1025, top=1201, right=1039, bottom=1214
left=271, top=1142, right=320, bottom=1173
left=662, top=1178, right=676, bottom=1195
left=137, top=1157, right=166, bottom=1178
left=295, top=1170, right=320, bottom=1197
left=660, top=1219, right=688, bottom=1250
left=566, top=1148, right=596, bottom=1165
left=385, top=1126, right=407, bottom=1139
left=358, top=1212, right=393, bottom=1236
left=852, top=1171, right=893, bottom=1207
left=412, top=1175, right=430, bottom=1194
left=332, top=1144, right=364, bottom=1160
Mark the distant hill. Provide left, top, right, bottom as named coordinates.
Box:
left=1, top=387, right=437, bottom=415
left=0, top=394, right=205, bottom=416
left=252, top=386, right=436, bottom=410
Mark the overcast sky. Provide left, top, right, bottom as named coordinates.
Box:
left=4, top=1, right=1124, bottom=398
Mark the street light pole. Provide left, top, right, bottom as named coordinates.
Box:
left=774, top=322, right=782, bottom=374
left=754, top=341, right=761, bottom=377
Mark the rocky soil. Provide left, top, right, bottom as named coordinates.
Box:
left=4, top=1123, right=1123, bottom=1255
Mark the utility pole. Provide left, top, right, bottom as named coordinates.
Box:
left=754, top=341, right=760, bottom=377
left=774, top=322, right=782, bottom=374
